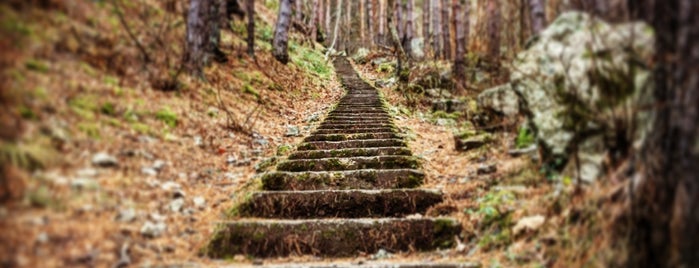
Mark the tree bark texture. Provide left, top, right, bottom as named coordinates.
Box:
left=246, top=0, right=254, bottom=56
left=629, top=0, right=699, bottom=267
left=379, top=0, right=386, bottom=44
left=366, top=0, right=374, bottom=47
left=423, top=0, right=430, bottom=57
left=325, top=0, right=331, bottom=39
left=405, top=0, right=414, bottom=55
left=295, top=0, right=303, bottom=22
left=441, top=0, right=451, bottom=60
left=487, top=0, right=501, bottom=62
left=273, top=0, right=294, bottom=64
left=431, top=0, right=441, bottom=59
left=185, top=0, right=215, bottom=77
left=453, top=0, right=467, bottom=90
left=309, top=0, right=319, bottom=42
left=529, top=0, right=545, bottom=34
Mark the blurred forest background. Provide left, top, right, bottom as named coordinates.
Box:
left=0, top=0, right=697, bottom=267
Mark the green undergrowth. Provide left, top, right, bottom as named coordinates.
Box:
left=289, top=40, right=333, bottom=80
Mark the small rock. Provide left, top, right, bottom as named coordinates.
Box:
left=160, top=181, right=181, bottom=192
left=477, top=164, right=498, bottom=175
left=253, top=138, right=268, bottom=147
left=138, top=135, right=158, bottom=144
left=513, top=215, right=546, bottom=235
left=193, top=196, right=206, bottom=208
left=508, top=144, right=538, bottom=157
left=304, top=113, right=321, bottom=123
left=455, top=134, right=491, bottom=152
left=193, top=136, right=203, bottom=147
left=140, top=221, right=167, bottom=238
left=432, top=99, right=465, bottom=113
left=285, top=125, right=300, bottom=137
left=152, top=160, right=166, bottom=171
left=115, top=208, right=137, bottom=222
left=406, top=213, right=423, bottom=219
left=371, top=249, right=392, bottom=260
left=71, top=178, right=100, bottom=190
left=36, top=232, right=49, bottom=244
left=435, top=118, right=456, bottom=126
left=91, top=152, right=118, bottom=167
left=115, top=243, right=131, bottom=268
left=169, top=198, right=185, bottom=212
left=141, top=167, right=157, bottom=176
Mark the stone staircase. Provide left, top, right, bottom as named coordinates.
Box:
left=205, top=58, right=463, bottom=263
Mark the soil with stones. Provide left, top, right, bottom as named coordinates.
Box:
left=205, top=58, right=464, bottom=262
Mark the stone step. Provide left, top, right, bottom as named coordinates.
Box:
left=320, top=120, right=393, bottom=126
left=317, top=123, right=394, bottom=130
left=325, top=116, right=391, bottom=121
left=297, top=139, right=406, bottom=150
left=303, top=132, right=399, bottom=142
left=288, top=147, right=412, bottom=159
left=249, top=263, right=479, bottom=268
left=205, top=218, right=461, bottom=258
left=261, top=169, right=425, bottom=190
left=313, top=127, right=397, bottom=135
left=276, top=156, right=420, bottom=172
left=237, top=189, right=443, bottom=218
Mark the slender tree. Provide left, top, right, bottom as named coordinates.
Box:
left=366, top=0, right=374, bottom=47
left=325, top=0, right=342, bottom=58
left=273, top=0, right=294, bottom=64
left=441, top=0, right=451, bottom=60
left=378, top=0, right=386, bottom=44
left=423, top=0, right=430, bottom=57
left=386, top=0, right=407, bottom=80
left=395, top=0, right=403, bottom=42
left=431, top=0, right=442, bottom=59
left=529, top=0, right=545, bottom=34
left=404, top=0, right=414, bottom=55
left=309, top=0, right=319, bottom=42
left=295, top=0, right=303, bottom=22
left=325, top=0, right=331, bottom=39
left=627, top=1, right=699, bottom=267
left=453, top=0, right=467, bottom=90
left=246, top=0, right=255, bottom=56
left=185, top=0, right=217, bottom=77
left=487, top=0, right=501, bottom=63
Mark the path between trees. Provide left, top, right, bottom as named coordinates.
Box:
left=205, top=58, right=468, bottom=266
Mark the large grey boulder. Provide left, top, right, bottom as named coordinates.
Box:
left=477, top=84, right=520, bottom=116
left=509, top=12, right=655, bottom=182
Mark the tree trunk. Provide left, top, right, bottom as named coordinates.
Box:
left=386, top=0, right=407, bottom=81
left=441, top=0, right=451, bottom=60
left=628, top=1, right=699, bottom=267
left=431, top=0, right=441, bottom=59
left=378, top=0, right=386, bottom=44
left=395, top=0, right=403, bottom=43
left=309, top=0, right=319, bottom=42
left=405, top=0, right=414, bottom=56
left=185, top=0, right=215, bottom=77
left=423, top=0, right=430, bottom=57
left=325, top=0, right=331, bottom=40
left=487, top=0, right=501, bottom=63
left=295, top=0, right=303, bottom=22
left=326, top=0, right=342, bottom=57
left=529, top=0, right=545, bottom=34
left=453, top=0, right=467, bottom=91
left=246, top=0, right=254, bottom=56
left=359, top=0, right=366, bottom=45
left=366, top=0, right=374, bottom=47
left=273, top=0, right=294, bottom=64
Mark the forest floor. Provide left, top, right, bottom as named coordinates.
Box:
left=0, top=1, right=620, bottom=267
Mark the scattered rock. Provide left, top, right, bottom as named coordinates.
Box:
left=141, top=167, right=157, bottom=176
left=115, top=243, right=131, bottom=268
left=435, top=118, right=456, bottom=127
left=511, top=12, right=655, bottom=182
left=371, top=249, right=392, bottom=260
left=36, top=232, right=49, bottom=244
left=513, top=215, right=546, bottom=235
left=71, top=178, right=100, bottom=190
left=455, top=134, right=492, bottom=152
left=152, top=160, right=166, bottom=171
left=91, top=152, right=118, bottom=167
left=116, top=208, right=137, bottom=222
left=352, top=47, right=370, bottom=64
left=375, top=77, right=397, bottom=88
left=193, top=196, right=206, bottom=208
left=508, top=144, right=538, bottom=157
left=432, top=99, right=466, bottom=113
left=75, top=168, right=99, bottom=178
left=425, top=88, right=452, bottom=99
left=138, top=135, right=158, bottom=144
left=285, top=125, right=300, bottom=137
left=160, top=181, right=181, bottom=192
left=409, top=37, right=425, bottom=59
left=477, top=163, right=498, bottom=175
left=193, top=136, right=203, bottom=147
left=304, top=113, right=321, bottom=123
left=140, top=221, right=167, bottom=238
left=169, top=198, right=185, bottom=212
left=478, top=83, right=520, bottom=116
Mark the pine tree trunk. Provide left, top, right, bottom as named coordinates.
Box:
left=309, top=0, right=319, bottom=42
left=441, top=0, right=451, bottom=60
left=453, top=0, right=466, bottom=91
left=423, top=0, right=430, bottom=57
left=378, top=0, right=386, bottom=44
left=185, top=0, right=214, bottom=77
left=366, top=0, right=374, bottom=47
left=295, top=0, right=303, bottom=22
left=326, top=0, right=342, bottom=55
left=246, top=0, right=255, bottom=56
left=431, top=0, right=441, bottom=59
left=529, top=0, right=545, bottom=34
left=395, top=0, right=403, bottom=42
left=405, top=0, right=414, bottom=56
left=273, top=0, right=294, bottom=64
left=487, top=0, right=500, bottom=63
left=628, top=1, right=699, bottom=267
left=325, top=0, right=331, bottom=40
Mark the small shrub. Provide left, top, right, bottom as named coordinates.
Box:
left=515, top=126, right=535, bottom=149
left=155, top=107, right=178, bottom=128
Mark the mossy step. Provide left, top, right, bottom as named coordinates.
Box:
left=253, top=263, right=479, bottom=268
left=325, top=115, right=391, bottom=120
left=261, top=169, right=425, bottom=190
left=318, top=123, right=394, bottom=130
left=313, top=127, right=397, bottom=135
left=331, top=108, right=387, bottom=113
left=297, top=139, right=405, bottom=150
left=237, top=189, right=444, bottom=218
left=288, top=147, right=412, bottom=159
left=276, top=156, right=421, bottom=172
left=303, top=132, right=398, bottom=142
left=328, top=112, right=389, bottom=117
left=205, top=218, right=462, bottom=258
left=321, top=120, right=393, bottom=126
